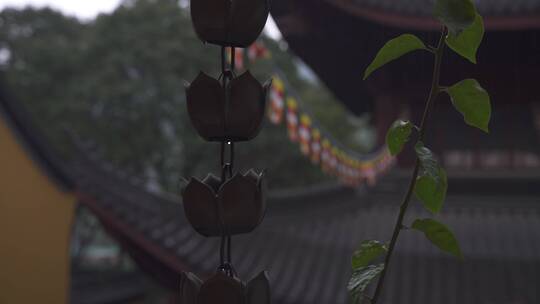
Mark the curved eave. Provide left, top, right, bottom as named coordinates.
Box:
left=270, top=0, right=540, bottom=115
left=0, top=76, right=74, bottom=190
left=75, top=190, right=192, bottom=289
left=328, top=0, right=540, bottom=31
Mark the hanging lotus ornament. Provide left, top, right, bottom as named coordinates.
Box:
left=190, top=0, right=270, bottom=47
left=186, top=71, right=271, bottom=142
left=182, top=0, right=272, bottom=299
left=180, top=170, right=266, bottom=237
left=180, top=270, right=271, bottom=304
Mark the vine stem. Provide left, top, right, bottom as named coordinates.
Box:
left=370, top=28, right=447, bottom=304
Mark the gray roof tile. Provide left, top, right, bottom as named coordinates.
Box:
left=72, top=155, right=540, bottom=304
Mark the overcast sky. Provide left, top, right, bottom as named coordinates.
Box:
left=0, top=0, right=282, bottom=38
left=0, top=0, right=122, bottom=19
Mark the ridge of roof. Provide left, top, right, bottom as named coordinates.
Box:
left=327, top=0, right=540, bottom=30
left=332, top=0, right=540, bottom=17
left=0, top=76, right=74, bottom=190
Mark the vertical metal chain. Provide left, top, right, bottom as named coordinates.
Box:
left=227, top=47, right=236, bottom=274
left=218, top=46, right=228, bottom=270
left=221, top=46, right=227, bottom=82
left=218, top=46, right=236, bottom=275
left=219, top=141, right=226, bottom=268
left=231, top=47, right=236, bottom=75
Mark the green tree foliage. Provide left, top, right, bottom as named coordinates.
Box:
left=0, top=0, right=368, bottom=191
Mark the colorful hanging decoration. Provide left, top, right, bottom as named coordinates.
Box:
left=298, top=114, right=312, bottom=156
left=248, top=41, right=271, bottom=61
left=321, top=139, right=332, bottom=173
left=310, top=128, right=322, bottom=164
left=180, top=0, right=272, bottom=303
left=268, top=77, right=285, bottom=124
left=286, top=97, right=299, bottom=142
left=238, top=39, right=396, bottom=187
left=230, top=41, right=272, bottom=68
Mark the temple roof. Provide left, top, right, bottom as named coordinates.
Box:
left=73, top=155, right=540, bottom=304
left=334, top=0, right=540, bottom=16
left=0, top=76, right=73, bottom=190
left=71, top=270, right=148, bottom=304
left=270, top=0, right=540, bottom=116
left=326, top=0, right=540, bottom=30
left=2, top=75, right=540, bottom=304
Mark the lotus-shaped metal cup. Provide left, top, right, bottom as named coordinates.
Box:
left=181, top=170, right=266, bottom=237
left=186, top=71, right=271, bottom=142
left=190, top=0, right=270, bottom=47
left=180, top=271, right=271, bottom=304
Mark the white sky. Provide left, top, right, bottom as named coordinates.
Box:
left=0, top=0, right=282, bottom=39
left=0, top=0, right=122, bottom=19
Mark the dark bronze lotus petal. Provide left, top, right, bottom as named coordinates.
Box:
left=190, top=0, right=270, bottom=47
left=219, top=172, right=265, bottom=235
left=244, top=169, right=260, bottom=184
left=186, top=72, right=225, bottom=141
left=186, top=71, right=271, bottom=142
left=252, top=169, right=266, bottom=219
left=181, top=171, right=265, bottom=237
left=228, top=0, right=270, bottom=47
left=190, top=0, right=230, bottom=45
left=179, top=177, right=189, bottom=195
left=182, top=178, right=219, bottom=237
left=227, top=71, right=269, bottom=141
left=180, top=272, right=202, bottom=304
left=198, top=272, right=244, bottom=304
left=203, top=173, right=221, bottom=193
left=247, top=271, right=271, bottom=304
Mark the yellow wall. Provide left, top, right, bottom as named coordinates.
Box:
left=0, top=117, right=75, bottom=304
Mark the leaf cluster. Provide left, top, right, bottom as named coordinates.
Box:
left=351, top=0, right=492, bottom=302
left=348, top=241, right=387, bottom=303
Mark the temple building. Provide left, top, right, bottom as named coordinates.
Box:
left=271, top=0, right=540, bottom=171
left=1, top=1, right=540, bottom=303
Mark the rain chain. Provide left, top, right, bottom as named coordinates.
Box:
left=179, top=0, right=272, bottom=303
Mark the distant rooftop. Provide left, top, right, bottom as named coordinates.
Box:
left=3, top=71, right=540, bottom=304
left=341, top=0, right=540, bottom=16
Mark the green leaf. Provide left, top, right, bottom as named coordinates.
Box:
left=348, top=264, right=384, bottom=304
left=386, top=120, right=413, bottom=156
left=364, top=34, right=427, bottom=80
left=446, top=14, right=484, bottom=64
left=415, top=171, right=448, bottom=214
left=446, top=79, right=491, bottom=132
left=414, top=142, right=448, bottom=214
left=434, top=0, right=477, bottom=35
left=352, top=240, right=388, bottom=269
left=412, top=219, right=463, bottom=259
